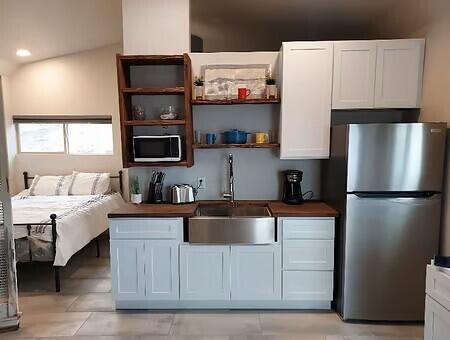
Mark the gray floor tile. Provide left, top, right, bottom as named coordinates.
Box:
left=326, top=336, right=423, bottom=340
left=61, top=278, right=112, bottom=293
left=368, top=324, right=424, bottom=337
left=18, top=294, right=79, bottom=313
left=4, top=312, right=91, bottom=338
left=259, top=312, right=374, bottom=336
left=68, top=293, right=115, bottom=312
left=70, top=265, right=111, bottom=279
left=171, top=313, right=261, bottom=336
left=76, top=312, right=174, bottom=336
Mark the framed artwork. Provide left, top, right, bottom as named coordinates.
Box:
left=201, top=64, right=270, bottom=99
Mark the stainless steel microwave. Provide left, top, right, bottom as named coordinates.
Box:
left=133, top=135, right=182, bottom=162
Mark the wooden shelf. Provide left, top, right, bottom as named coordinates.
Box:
left=193, top=143, right=280, bottom=149
left=120, top=55, right=184, bottom=66
left=192, top=98, right=280, bottom=105
left=125, top=160, right=189, bottom=167
left=124, top=119, right=186, bottom=126
left=122, top=87, right=185, bottom=95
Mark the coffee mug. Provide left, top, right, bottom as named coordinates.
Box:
left=238, top=87, right=251, bottom=100
left=255, top=132, right=269, bottom=144
left=206, top=133, right=216, bottom=144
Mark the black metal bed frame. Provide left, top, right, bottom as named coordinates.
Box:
left=15, top=170, right=123, bottom=292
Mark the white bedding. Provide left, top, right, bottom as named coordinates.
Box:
left=12, top=192, right=124, bottom=266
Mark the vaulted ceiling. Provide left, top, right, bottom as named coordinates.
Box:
left=0, top=0, right=122, bottom=73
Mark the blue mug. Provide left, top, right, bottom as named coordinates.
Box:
left=206, top=133, right=216, bottom=144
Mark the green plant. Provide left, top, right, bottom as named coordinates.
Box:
left=193, top=77, right=204, bottom=86
left=130, top=176, right=140, bottom=195
left=266, top=77, right=276, bottom=85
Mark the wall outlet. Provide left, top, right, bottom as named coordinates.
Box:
left=197, top=177, right=206, bottom=189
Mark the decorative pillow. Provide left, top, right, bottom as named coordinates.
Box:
left=69, top=171, right=111, bottom=195
left=29, top=175, right=73, bottom=196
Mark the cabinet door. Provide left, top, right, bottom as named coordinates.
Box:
left=110, top=240, right=145, bottom=300
left=230, top=245, right=281, bottom=300
left=180, top=245, right=230, bottom=300
left=144, top=240, right=179, bottom=300
left=375, top=39, right=424, bottom=108
left=332, top=41, right=376, bottom=109
left=280, top=41, right=333, bottom=159
left=283, top=270, right=333, bottom=301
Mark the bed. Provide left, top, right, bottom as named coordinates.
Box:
left=12, top=171, right=125, bottom=292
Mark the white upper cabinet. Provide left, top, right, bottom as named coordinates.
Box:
left=331, top=39, right=425, bottom=109
left=374, top=39, right=424, bottom=108
left=332, top=41, right=377, bottom=109
left=280, top=41, right=333, bottom=159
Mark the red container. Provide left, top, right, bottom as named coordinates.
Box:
left=237, top=87, right=251, bottom=100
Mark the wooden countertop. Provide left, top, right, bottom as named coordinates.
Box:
left=109, top=201, right=337, bottom=218
left=108, top=203, right=198, bottom=218
left=268, top=201, right=338, bottom=217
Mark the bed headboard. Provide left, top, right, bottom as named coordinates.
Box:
left=23, top=171, right=124, bottom=194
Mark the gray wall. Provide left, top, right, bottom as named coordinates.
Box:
left=129, top=104, right=321, bottom=201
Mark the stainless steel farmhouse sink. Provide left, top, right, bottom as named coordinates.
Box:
left=188, top=204, right=275, bottom=244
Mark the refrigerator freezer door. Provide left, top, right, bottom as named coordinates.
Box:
left=347, top=123, right=446, bottom=192
left=342, top=193, right=441, bottom=321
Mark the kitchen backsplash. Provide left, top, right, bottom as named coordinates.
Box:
left=129, top=150, right=321, bottom=201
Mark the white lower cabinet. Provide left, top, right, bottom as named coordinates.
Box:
left=283, top=270, right=333, bottom=301
left=280, top=217, right=335, bottom=304
left=110, top=240, right=146, bottom=300
left=230, top=245, right=281, bottom=300
left=110, top=217, right=335, bottom=309
left=425, top=265, right=450, bottom=340
left=180, top=245, right=230, bottom=300
left=144, top=240, right=179, bottom=300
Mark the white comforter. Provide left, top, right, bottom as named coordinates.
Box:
left=12, top=192, right=124, bottom=266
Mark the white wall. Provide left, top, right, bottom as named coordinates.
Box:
left=3, top=44, right=123, bottom=194
left=373, top=0, right=450, bottom=255
left=122, top=0, right=190, bottom=55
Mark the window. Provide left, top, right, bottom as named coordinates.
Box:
left=18, top=123, right=65, bottom=153
left=15, top=117, right=113, bottom=155
left=67, top=123, right=113, bottom=155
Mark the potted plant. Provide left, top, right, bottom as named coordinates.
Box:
left=193, top=77, right=204, bottom=100
left=265, top=77, right=277, bottom=99
left=130, top=176, right=142, bottom=204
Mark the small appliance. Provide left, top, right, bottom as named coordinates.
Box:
left=170, top=184, right=195, bottom=204
left=282, top=170, right=304, bottom=204
left=133, top=135, right=182, bottom=162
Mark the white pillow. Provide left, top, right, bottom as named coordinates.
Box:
left=69, top=171, right=111, bottom=195
left=29, top=175, right=73, bottom=196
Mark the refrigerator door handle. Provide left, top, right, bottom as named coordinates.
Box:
left=351, top=192, right=439, bottom=199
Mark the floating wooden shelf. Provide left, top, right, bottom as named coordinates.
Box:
left=193, top=143, right=280, bottom=149
left=120, top=55, right=184, bottom=66
left=124, top=119, right=186, bottom=126
left=192, top=98, right=280, bottom=105
left=122, top=87, right=185, bottom=95
left=125, top=160, right=189, bottom=167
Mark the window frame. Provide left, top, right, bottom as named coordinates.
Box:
left=14, top=116, right=113, bottom=156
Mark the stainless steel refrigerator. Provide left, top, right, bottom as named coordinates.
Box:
left=323, top=123, right=446, bottom=321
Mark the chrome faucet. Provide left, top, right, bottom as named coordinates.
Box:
left=223, top=154, right=235, bottom=205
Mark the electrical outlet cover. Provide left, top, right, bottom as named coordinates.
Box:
left=197, top=177, right=206, bottom=189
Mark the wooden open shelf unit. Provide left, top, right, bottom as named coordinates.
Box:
left=116, top=54, right=193, bottom=168
left=193, top=143, right=280, bottom=149
left=192, top=98, right=280, bottom=105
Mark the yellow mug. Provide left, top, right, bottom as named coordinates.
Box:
left=255, top=132, right=269, bottom=144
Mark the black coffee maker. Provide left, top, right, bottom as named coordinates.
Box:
left=282, top=170, right=304, bottom=204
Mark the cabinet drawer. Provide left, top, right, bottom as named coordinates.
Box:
left=283, top=240, right=334, bottom=270
left=282, top=218, right=335, bottom=240
left=283, top=271, right=333, bottom=301
left=425, top=295, right=450, bottom=340
left=426, top=265, right=450, bottom=310
left=110, top=218, right=182, bottom=240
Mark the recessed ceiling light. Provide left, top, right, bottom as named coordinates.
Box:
left=16, top=49, right=31, bottom=57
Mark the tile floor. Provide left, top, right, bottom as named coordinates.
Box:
left=3, top=236, right=424, bottom=340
